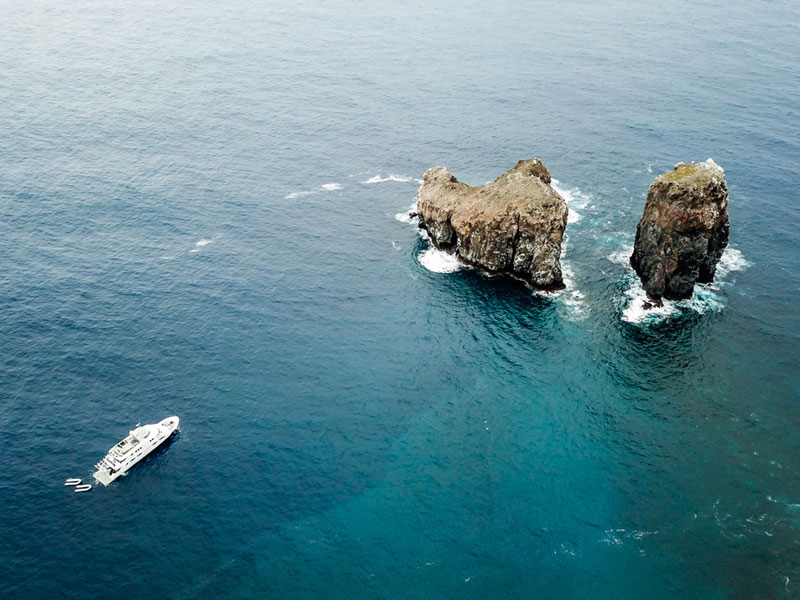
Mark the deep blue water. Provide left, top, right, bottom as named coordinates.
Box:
left=2, top=1, right=799, bottom=598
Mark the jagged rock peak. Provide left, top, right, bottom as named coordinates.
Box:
left=630, top=158, right=730, bottom=303
left=417, top=159, right=568, bottom=290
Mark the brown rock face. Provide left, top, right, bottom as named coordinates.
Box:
left=630, top=159, right=730, bottom=301
left=416, top=159, right=568, bottom=290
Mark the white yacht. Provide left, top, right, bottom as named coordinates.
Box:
left=93, top=416, right=179, bottom=486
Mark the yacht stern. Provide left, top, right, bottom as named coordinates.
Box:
left=94, top=469, right=114, bottom=486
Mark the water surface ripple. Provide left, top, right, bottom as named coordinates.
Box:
left=1, top=1, right=799, bottom=599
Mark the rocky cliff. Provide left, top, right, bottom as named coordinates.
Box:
left=416, top=159, right=568, bottom=290
left=630, top=159, right=730, bottom=302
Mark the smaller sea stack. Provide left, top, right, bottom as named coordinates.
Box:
left=630, top=159, right=730, bottom=302
left=416, top=159, right=568, bottom=290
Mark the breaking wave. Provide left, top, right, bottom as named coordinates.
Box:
left=558, top=259, right=588, bottom=320
left=620, top=280, right=729, bottom=324
left=548, top=231, right=588, bottom=319
left=396, top=199, right=587, bottom=318
left=716, top=247, right=752, bottom=278
left=616, top=245, right=750, bottom=324
left=607, top=246, right=633, bottom=266
left=551, top=178, right=592, bottom=224
left=418, top=248, right=462, bottom=273
left=285, top=182, right=343, bottom=199
left=284, top=190, right=315, bottom=200
left=189, top=236, right=220, bottom=254
left=395, top=201, right=418, bottom=224
left=362, top=174, right=423, bottom=185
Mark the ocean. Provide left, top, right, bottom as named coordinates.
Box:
left=1, top=0, right=799, bottom=598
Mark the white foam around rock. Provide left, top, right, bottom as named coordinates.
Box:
left=418, top=248, right=462, bottom=273
left=614, top=242, right=749, bottom=324
left=716, top=247, right=751, bottom=278
left=394, top=201, right=418, bottom=224
left=551, top=178, right=592, bottom=211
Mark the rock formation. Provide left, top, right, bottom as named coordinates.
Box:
left=630, top=159, right=730, bottom=302
left=416, top=159, right=568, bottom=290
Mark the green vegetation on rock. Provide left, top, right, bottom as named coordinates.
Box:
left=660, top=163, right=700, bottom=182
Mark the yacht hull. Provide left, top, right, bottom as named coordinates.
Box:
left=93, top=416, right=179, bottom=486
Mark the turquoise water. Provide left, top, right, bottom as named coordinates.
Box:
left=1, top=1, right=799, bottom=598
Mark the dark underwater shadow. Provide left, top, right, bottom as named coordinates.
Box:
left=170, top=246, right=573, bottom=598
left=411, top=236, right=561, bottom=338
left=596, top=276, right=726, bottom=392
left=581, top=279, right=798, bottom=600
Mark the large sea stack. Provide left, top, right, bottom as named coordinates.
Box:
left=630, top=159, right=730, bottom=302
left=416, top=159, right=568, bottom=290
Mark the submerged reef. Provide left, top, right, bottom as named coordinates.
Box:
left=416, top=159, right=568, bottom=290
left=630, top=159, right=730, bottom=303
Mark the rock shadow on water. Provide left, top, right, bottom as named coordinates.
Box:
left=412, top=236, right=562, bottom=335
left=605, top=276, right=726, bottom=391
left=591, top=282, right=797, bottom=599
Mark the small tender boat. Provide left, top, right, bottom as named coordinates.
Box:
left=65, top=478, right=82, bottom=486
left=74, top=484, right=92, bottom=493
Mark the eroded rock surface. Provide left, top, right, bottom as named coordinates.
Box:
left=630, top=159, right=730, bottom=302
left=416, top=159, right=568, bottom=290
